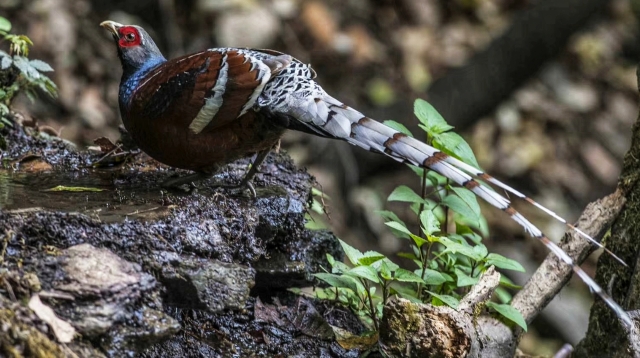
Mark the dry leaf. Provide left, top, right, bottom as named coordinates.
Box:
left=331, top=325, right=378, bottom=350
left=28, top=294, right=76, bottom=343
left=93, top=136, right=118, bottom=153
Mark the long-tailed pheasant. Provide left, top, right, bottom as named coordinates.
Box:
left=100, top=20, right=632, bottom=327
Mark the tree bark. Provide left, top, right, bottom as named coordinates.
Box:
left=573, top=68, right=640, bottom=358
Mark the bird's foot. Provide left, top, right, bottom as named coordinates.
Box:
left=210, top=180, right=257, bottom=198
left=161, top=172, right=257, bottom=197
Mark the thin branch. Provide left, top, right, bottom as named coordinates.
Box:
left=511, top=188, right=626, bottom=324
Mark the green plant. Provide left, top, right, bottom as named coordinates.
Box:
left=311, top=99, right=527, bottom=333
left=305, top=187, right=330, bottom=230
left=0, top=16, right=57, bottom=148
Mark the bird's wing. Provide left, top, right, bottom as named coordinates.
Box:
left=127, top=49, right=282, bottom=134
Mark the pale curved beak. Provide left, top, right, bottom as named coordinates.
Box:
left=100, top=20, right=124, bottom=37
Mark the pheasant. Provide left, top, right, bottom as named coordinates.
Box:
left=100, top=20, right=632, bottom=327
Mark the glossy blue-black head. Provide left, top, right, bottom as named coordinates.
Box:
left=100, top=21, right=166, bottom=79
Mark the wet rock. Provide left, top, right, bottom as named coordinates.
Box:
left=143, top=295, right=365, bottom=358
left=100, top=305, right=182, bottom=356
left=50, top=244, right=179, bottom=346
left=156, top=254, right=255, bottom=312
left=254, top=230, right=343, bottom=290
left=51, top=244, right=164, bottom=337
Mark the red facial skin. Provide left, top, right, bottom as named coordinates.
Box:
left=118, top=27, right=141, bottom=48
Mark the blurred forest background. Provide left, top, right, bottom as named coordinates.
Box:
left=2, top=0, right=639, bottom=355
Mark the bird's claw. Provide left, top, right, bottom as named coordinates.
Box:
left=210, top=180, right=257, bottom=198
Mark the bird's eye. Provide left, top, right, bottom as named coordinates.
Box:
left=125, top=33, right=136, bottom=42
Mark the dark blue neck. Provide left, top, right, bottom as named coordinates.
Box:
left=119, top=56, right=166, bottom=114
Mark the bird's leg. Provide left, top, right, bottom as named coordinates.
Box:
left=209, top=149, right=271, bottom=197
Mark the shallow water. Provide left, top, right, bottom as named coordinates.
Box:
left=0, top=170, right=175, bottom=223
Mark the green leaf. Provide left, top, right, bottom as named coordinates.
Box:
left=413, top=268, right=453, bottom=286
left=442, top=194, right=481, bottom=224
left=0, top=17, right=11, bottom=33
left=414, top=99, right=453, bottom=134
left=383, top=120, right=413, bottom=137
left=326, top=253, right=336, bottom=267
left=376, top=210, right=405, bottom=225
left=29, top=59, right=54, bottom=72
left=472, top=244, right=488, bottom=259
left=409, top=233, right=429, bottom=248
left=312, top=287, right=334, bottom=300
left=311, top=187, right=330, bottom=199
left=378, top=260, right=392, bottom=280
left=486, top=302, right=527, bottom=331
left=432, top=131, right=480, bottom=169
left=499, top=275, right=522, bottom=290
left=450, top=187, right=481, bottom=221
left=1, top=56, right=11, bottom=70
left=457, top=224, right=483, bottom=244
left=427, top=171, right=447, bottom=187
left=371, top=258, right=399, bottom=272
left=314, top=273, right=360, bottom=293
left=346, top=265, right=380, bottom=284
left=422, top=269, right=449, bottom=285
left=310, top=197, right=325, bottom=215
left=331, top=260, right=351, bottom=274
left=436, top=236, right=483, bottom=261
left=419, top=210, right=440, bottom=236
left=13, top=57, right=40, bottom=80
left=339, top=239, right=363, bottom=266
left=427, top=291, right=459, bottom=309
left=394, top=268, right=425, bottom=283
left=486, top=253, right=525, bottom=272
left=494, top=287, right=513, bottom=304
left=358, top=251, right=385, bottom=266
left=304, top=215, right=325, bottom=230
left=397, top=252, right=418, bottom=261
left=455, top=268, right=478, bottom=287
left=384, top=221, right=412, bottom=238
left=388, top=185, right=426, bottom=204
left=439, top=272, right=455, bottom=283
left=18, top=35, right=33, bottom=46
left=369, top=286, right=377, bottom=298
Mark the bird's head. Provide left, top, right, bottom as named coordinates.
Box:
left=100, top=21, right=165, bottom=76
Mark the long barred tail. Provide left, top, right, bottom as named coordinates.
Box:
left=286, top=92, right=632, bottom=327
